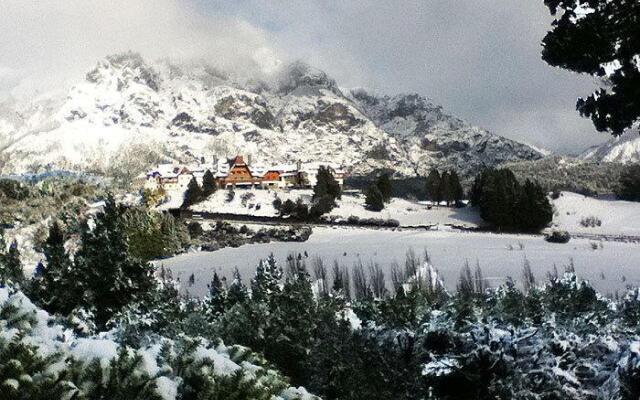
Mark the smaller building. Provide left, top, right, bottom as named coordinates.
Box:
left=298, top=162, right=345, bottom=187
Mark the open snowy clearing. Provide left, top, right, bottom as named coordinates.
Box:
left=190, top=188, right=483, bottom=228
left=160, top=226, right=640, bottom=297
left=550, top=191, right=640, bottom=237
left=189, top=189, right=640, bottom=236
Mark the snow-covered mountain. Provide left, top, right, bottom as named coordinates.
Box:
left=0, top=52, right=544, bottom=178
left=581, top=130, right=640, bottom=164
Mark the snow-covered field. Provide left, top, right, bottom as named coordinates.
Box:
left=160, top=227, right=640, bottom=297
left=550, top=191, right=640, bottom=237
left=191, top=188, right=640, bottom=235
left=191, top=188, right=483, bottom=228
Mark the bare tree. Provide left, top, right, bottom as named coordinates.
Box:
left=457, top=260, right=474, bottom=297
left=285, top=253, right=306, bottom=280
left=390, top=260, right=404, bottom=294
left=423, top=248, right=432, bottom=264
left=342, top=266, right=351, bottom=300
left=565, top=258, right=576, bottom=273
left=331, top=260, right=351, bottom=300
left=474, top=260, right=486, bottom=293
left=353, top=260, right=370, bottom=300
left=368, top=261, right=387, bottom=299
left=547, top=264, right=559, bottom=282
left=404, top=248, right=420, bottom=280
left=522, top=257, right=536, bottom=294
left=312, top=256, right=328, bottom=296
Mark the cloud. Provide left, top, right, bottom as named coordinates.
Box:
left=212, top=0, right=607, bottom=152
left=0, top=0, right=282, bottom=97
left=0, top=0, right=608, bottom=152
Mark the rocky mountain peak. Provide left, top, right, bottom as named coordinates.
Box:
left=86, top=51, right=161, bottom=92
left=1, top=53, right=545, bottom=178
left=277, top=61, right=340, bottom=96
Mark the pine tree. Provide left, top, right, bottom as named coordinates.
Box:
left=251, top=254, right=283, bottom=303
left=74, top=194, right=155, bottom=328
left=425, top=170, right=442, bottom=204
left=449, top=170, right=464, bottom=204
left=202, top=169, right=217, bottom=197
left=226, top=267, right=248, bottom=306
left=440, top=171, right=453, bottom=206
left=206, top=272, right=227, bottom=319
left=472, top=168, right=552, bottom=232
left=375, top=172, right=393, bottom=203
left=182, top=177, right=204, bottom=209
left=0, top=236, right=23, bottom=285
left=364, top=183, right=385, bottom=211
left=267, top=260, right=315, bottom=385
left=313, top=166, right=341, bottom=201
left=31, top=221, right=78, bottom=315
left=515, top=179, right=553, bottom=231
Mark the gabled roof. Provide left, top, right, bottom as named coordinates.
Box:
left=228, top=155, right=246, bottom=167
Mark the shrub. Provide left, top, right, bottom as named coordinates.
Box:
left=225, top=188, right=235, bottom=203
left=240, top=192, right=255, bottom=207
left=545, top=230, right=571, bottom=244
left=580, top=216, right=602, bottom=228
left=187, top=221, right=203, bottom=238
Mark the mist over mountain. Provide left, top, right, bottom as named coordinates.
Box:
left=0, top=52, right=544, bottom=178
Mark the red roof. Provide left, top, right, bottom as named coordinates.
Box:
left=228, top=155, right=246, bottom=167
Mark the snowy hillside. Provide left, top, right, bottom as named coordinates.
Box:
left=0, top=52, right=544, bottom=177
left=581, top=130, right=640, bottom=164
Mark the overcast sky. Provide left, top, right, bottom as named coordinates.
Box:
left=0, top=0, right=606, bottom=154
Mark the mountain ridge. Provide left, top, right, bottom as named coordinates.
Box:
left=0, top=52, right=545, bottom=178
left=580, top=130, right=640, bottom=164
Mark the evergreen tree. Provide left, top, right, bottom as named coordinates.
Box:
left=472, top=168, right=552, bottom=232
left=206, top=272, right=228, bottom=319
left=31, top=221, right=78, bottom=315
left=515, top=179, right=553, bottom=231
left=425, top=170, right=442, bottom=204
left=375, top=172, right=393, bottom=203
left=440, top=171, right=453, bottom=206
left=226, top=267, right=248, bottom=306
left=541, top=0, right=640, bottom=136
left=74, top=194, right=156, bottom=328
left=449, top=170, right=464, bottom=204
left=0, top=236, right=23, bottom=285
left=616, top=163, right=640, bottom=201
left=267, top=260, right=315, bottom=385
left=202, top=169, right=217, bottom=197
left=251, top=254, right=283, bottom=303
left=313, top=166, right=341, bottom=201
left=365, top=183, right=385, bottom=211
left=182, top=177, right=204, bottom=209
left=309, top=195, right=334, bottom=220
